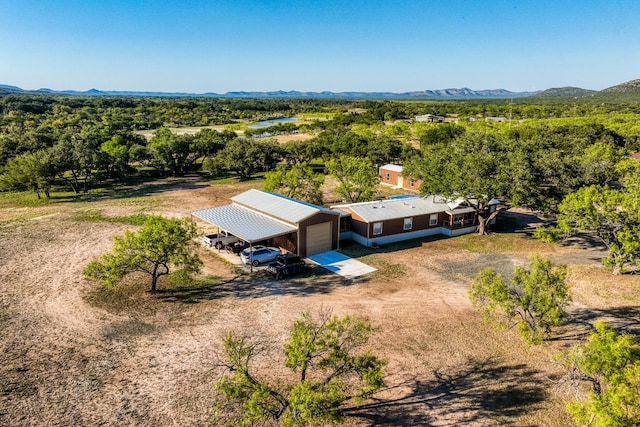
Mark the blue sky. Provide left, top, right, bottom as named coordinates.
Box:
left=1, top=0, right=639, bottom=93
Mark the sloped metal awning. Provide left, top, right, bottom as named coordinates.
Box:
left=192, top=204, right=297, bottom=243
left=445, top=207, right=477, bottom=215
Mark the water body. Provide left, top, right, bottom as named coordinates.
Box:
left=248, top=116, right=298, bottom=129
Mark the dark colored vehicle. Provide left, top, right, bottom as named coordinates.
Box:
left=225, top=240, right=250, bottom=255
left=266, top=254, right=306, bottom=279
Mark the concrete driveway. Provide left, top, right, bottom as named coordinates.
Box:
left=306, top=250, right=377, bottom=279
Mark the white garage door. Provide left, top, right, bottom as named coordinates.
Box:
left=306, top=222, right=333, bottom=256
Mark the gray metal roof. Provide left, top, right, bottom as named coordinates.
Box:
left=231, top=189, right=338, bottom=224
left=334, top=195, right=473, bottom=223
left=192, top=204, right=297, bottom=242
left=379, top=164, right=404, bottom=173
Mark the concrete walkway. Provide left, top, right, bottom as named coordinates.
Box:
left=306, top=250, right=377, bottom=279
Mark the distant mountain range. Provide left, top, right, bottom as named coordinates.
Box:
left=1, top=79, right=639, bottom=101
left=0, top=84, right=538, bottom=99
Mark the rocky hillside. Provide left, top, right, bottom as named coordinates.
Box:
left=532, top=87, right=596, bottom=98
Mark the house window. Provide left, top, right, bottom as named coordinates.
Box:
left=373, top=222, right=383, bottom=235
left=403, top=217, right=413, bottom=230
left=453, top=214, right=463, bottom=223
left=429, top=214, right=438, bottom=226
left=385, top=173, right=390, bottom=181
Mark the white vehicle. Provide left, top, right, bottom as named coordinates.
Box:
left=202, top=231, right=237, bottom=249
left=240, top=245, right=282, bottom=266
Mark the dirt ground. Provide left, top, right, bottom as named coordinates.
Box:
left=1, top=176, right=638, bottom=426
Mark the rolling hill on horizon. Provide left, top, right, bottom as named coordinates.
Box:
left=0, top=79, right=639, bottom=101
left=0, top=84, right=539, bottom=99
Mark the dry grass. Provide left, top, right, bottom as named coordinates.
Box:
left=1, top=176, right=638, bottom=426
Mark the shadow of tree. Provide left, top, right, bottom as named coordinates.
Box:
left=155, top=267, right=347, bottom=303
left=346, top=357, right=547, bottom=426
left=494, top=210, right=548, bottom=235
left=568, top=305, right=640, bottom=338
left=50, top=173, right=212, bottom=204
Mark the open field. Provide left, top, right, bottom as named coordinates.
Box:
left=1, top=176, right=638, bottom=426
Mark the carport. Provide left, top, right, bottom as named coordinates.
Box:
left=192, top=204, right=297, bottom=243
left=192, top=189, right=340, bottom=257
left=192, top=204, right=298, bottom=271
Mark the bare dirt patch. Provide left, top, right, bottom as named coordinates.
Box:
left=1, top=178, right=636, bottom=426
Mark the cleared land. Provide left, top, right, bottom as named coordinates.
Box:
left=1, top=176, right=638, bottom=426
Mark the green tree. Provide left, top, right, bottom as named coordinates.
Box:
left=192, top=128, right=235, bottom=161
left=411, top=131, right=514, bottom=235
left=147, top=128, right=199, bottom=176
left=47, top=137, right=98, bottom=194
left=83, top=216, right=202, bottom=292
left=214, top=310, right=387, bottom=426
left=561, top=320, right=640, bottom=427
left=263, top=162, right=325, bottom=205
left=281, top=139, right=325, bottom=165
left=0, top=150, right=54, bottom=198
left=418, top=123, right=465, bottom=150
left=540, top=184, right=640, bottom=274
left=99, top=134, right=139, bottom=181
left=575, top=141, right=626, bottom=187
left=215, top=138, right=283, bottom=181
left=469, top=255, right=571, bottom=344
left=326, top=155, right=379, bottom=203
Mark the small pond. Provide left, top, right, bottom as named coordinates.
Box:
left=248, top=116, right=298, bottom=129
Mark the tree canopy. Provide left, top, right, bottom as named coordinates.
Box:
left=469, top=255, right=571, bottom=343
left=83, top=215, right=202, bottom=292
left=561, top=320, right=640, bottom=427
left=214, top=311, right=387, bottom=426
left=326, top=155, right=379, bottom=203
left=213, top=138, right=283, bottom=181
left=410, top=130, right=513, bottom=234
left=263, top=162, right=325, bottom=205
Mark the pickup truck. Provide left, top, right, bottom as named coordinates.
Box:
left=266, top=254, right=306, bottom=279
left=201, top=231, right=238, bottom=249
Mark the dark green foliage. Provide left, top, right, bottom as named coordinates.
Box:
left=413, top=130, right=511, bottom=234
left=214, top=311, right=387, bottom=426
left=418, top=123, right=465, bottom=149
left=537, top=172, right=640, bottom=274
left=0, top=150, right=54, bottom=198
left=213, top=138, right=283, bottom=181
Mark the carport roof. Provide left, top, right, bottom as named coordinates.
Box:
left=192, top=204, right=297, bottom=243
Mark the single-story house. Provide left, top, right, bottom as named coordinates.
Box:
left=191, top=189, right=340, bottom=257
left=379, top=164, right=422, bottom=191
left=333, top=195, right=500, bottom=247
left=485, top=116, right=507, bottom=122
left=415, top=114, right=445, bottom=122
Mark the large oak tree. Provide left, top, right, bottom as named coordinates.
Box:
left=409, top=130, right=517, bottom=234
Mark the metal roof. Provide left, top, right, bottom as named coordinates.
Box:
left=379, top=164, right=404, bottom=173
left=445, top=207, right=476, bottom=215
left=192, top=204, right=297, bottom=243
left=231, top=189, right=337, bottom=224
left=333, top=195, right=480, bottom=222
